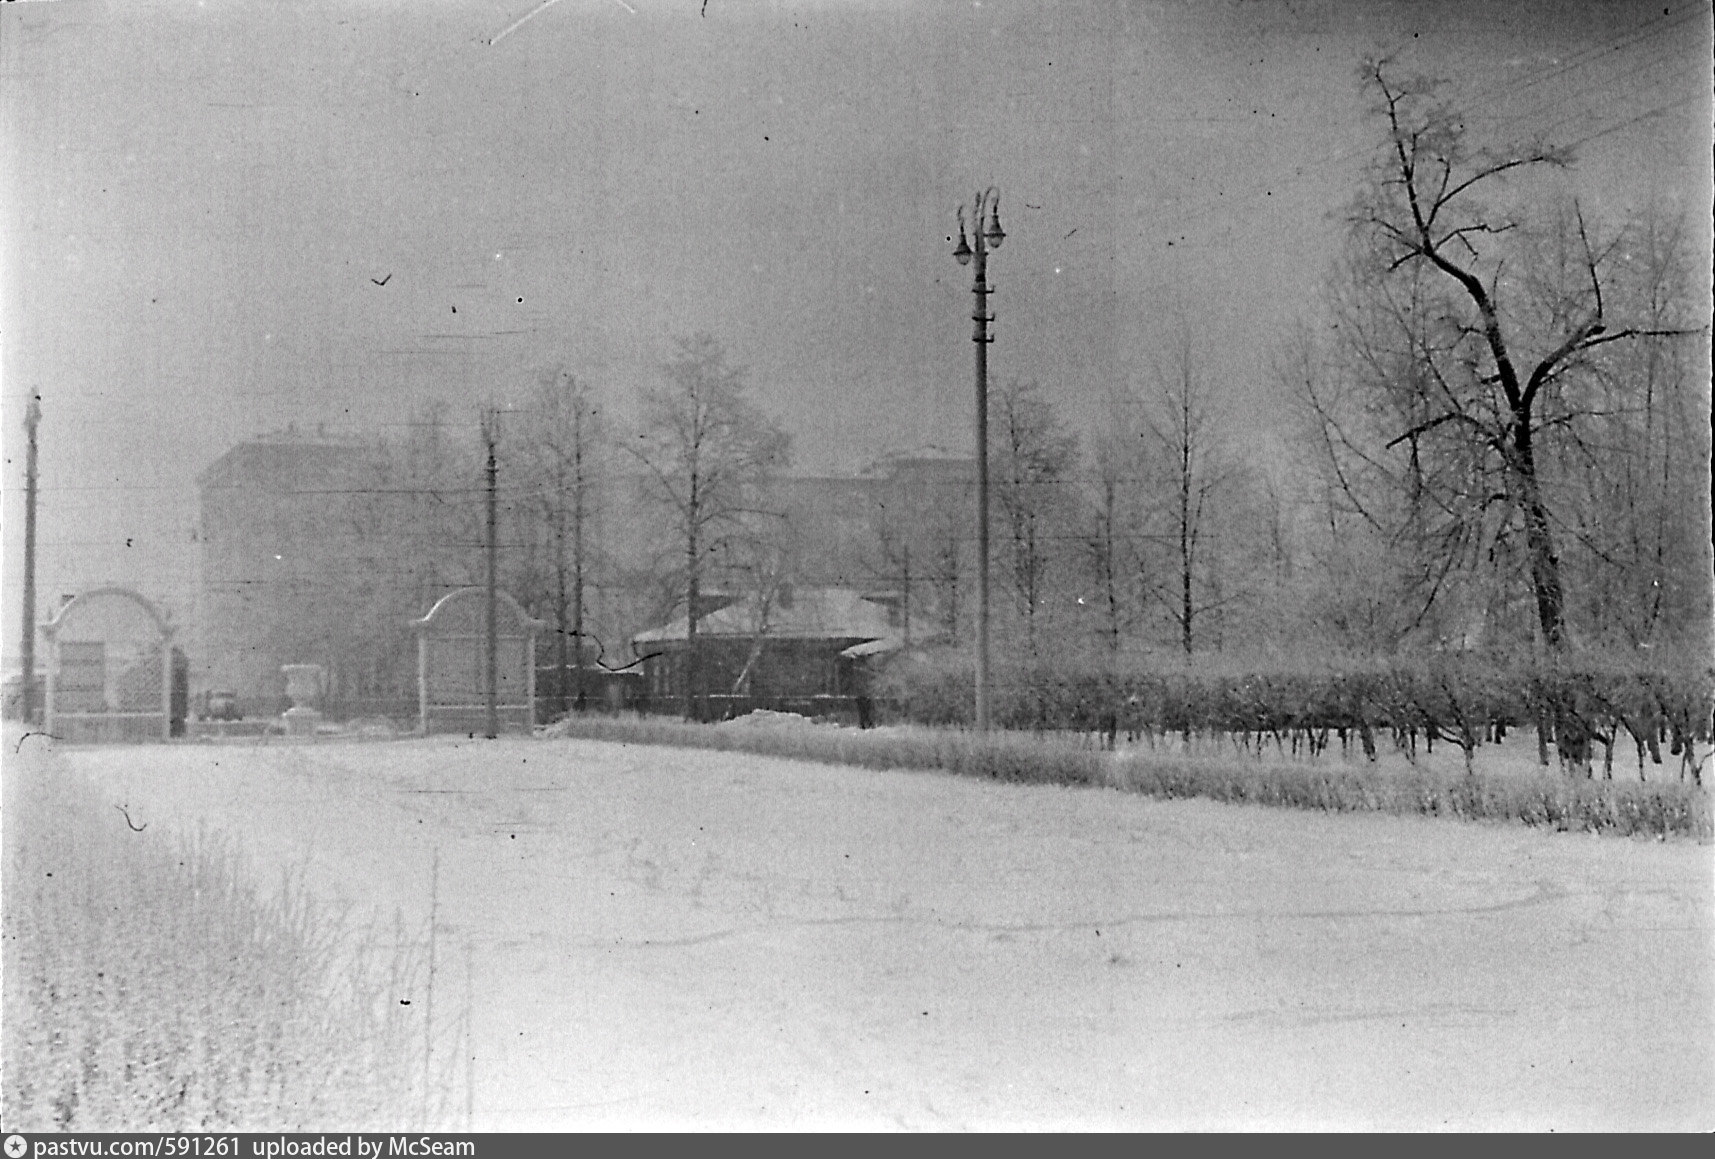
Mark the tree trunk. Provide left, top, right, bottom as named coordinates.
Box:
left=900, top=543, right=911, bottom=648
left=553, top=511, right=569, bottom=717
left=685, top=529, right=701, bottom=722
left=1511, top=416, right=1585, bottom=772
left=1512, top=420, right=1567, bottom=651
left=572, top=452, right=586, bottom=713
left=731, top=604, right=773, bottom=699
left=1103, top=492, right=1121, bottom=657
left=1180, top=491, right=1193, bottom=657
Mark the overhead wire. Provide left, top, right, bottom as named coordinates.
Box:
left=1122, top=5, right=1705, bottom=248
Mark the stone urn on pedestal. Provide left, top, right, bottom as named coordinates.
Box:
left=281, top=663, right=324, bottom=736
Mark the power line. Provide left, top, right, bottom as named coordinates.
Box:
left=1123, top=8, right=1706, bottom=247
left=1462, top=5, right=1704, bottom=113
left=1562, top=93, right=1708, bottom=153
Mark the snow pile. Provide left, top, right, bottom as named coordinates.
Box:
left=714, top=708, right=836, bottom=730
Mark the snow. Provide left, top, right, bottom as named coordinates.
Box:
left=39, top=732, right=1715, bottom=1130
left=712, top=708, right=838, bottom=730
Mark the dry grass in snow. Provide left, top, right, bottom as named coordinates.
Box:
left=1, top=730, right=461, bottom=1131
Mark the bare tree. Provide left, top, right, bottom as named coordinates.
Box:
left=722, top=516, right=798, bottom=697
left=990, top=379, right=1081, bottom=658
left=1139, top=341, right=1246, bottom=656
left=513, top=367, right=607, bottom=714
left=1291, top=274, right=1502, bottom=649
left=1081, top=389, right=1151, bottom=657
left=866, top=503, right=919, bottom=646
left=1343, top=59, right=1700, bottom=653
left=1083, top=438, right=1128, bottom=658
left=1533, top=208, right=1709, bottom=648
left=630, top=333, right=791, bottom=720
left=863, top=452, right=973, bottom=645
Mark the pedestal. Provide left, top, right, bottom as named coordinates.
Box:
left=281, top=663, right=323, bottom=736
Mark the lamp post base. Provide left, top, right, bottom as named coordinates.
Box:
left=281, top=663, right=324, bottom=736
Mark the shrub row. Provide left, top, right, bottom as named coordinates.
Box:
left=874, top=650, right=1714, bottom=780
left=542, top=714, right=1713, bottom=841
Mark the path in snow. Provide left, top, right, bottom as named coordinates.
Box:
left=56, top=733, right=1715, bottom=1130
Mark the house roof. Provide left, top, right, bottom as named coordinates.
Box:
left=838, top=637, right=904, bottom=659
left=633, top=587, right=900, bottom=645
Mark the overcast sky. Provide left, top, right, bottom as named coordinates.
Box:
left=3, top=0, right=1709, bottom=631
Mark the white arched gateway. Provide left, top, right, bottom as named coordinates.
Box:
left=42, top=587, right=176, bottom=743
left=411, top=587, right=548, bottom=734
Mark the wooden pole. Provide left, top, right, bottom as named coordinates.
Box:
left=20, top=395, right=40, bottom=724
left=161, top=634, right=174, bottom=740
left=525, top=627, right=538, bottom=729
left=417, top=631, right=429, bottom=735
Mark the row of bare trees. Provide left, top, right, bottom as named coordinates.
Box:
left=872, top=58, right=1705, bottom=667
left=286, top=57, right=1704, bottom=717
left=1082, top=343, right=1268, bottom=660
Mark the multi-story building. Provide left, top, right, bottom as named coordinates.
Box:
left=196, top=427, right=373, bottom=715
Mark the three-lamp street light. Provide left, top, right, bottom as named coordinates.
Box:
left=952, top=187, right=1004, bottom=732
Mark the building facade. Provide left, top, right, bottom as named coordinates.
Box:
left=197, top=429, right=374, bottom=716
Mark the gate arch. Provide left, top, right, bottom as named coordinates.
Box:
left=411, top=587, right=547, bottom=734
left=42, top=586, right=176, bottom=742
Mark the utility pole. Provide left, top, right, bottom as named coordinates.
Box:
left=900, top=541, right=911, bottom=649
left=952, top=188, right=1005, bottom=732
left=482, top=407, right=500, bottom=740
left=20, top=394, right=41, bottom=724
left=571, top=392, right=587, bottom=714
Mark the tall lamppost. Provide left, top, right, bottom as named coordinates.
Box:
left=481, top=406, right=500, bottom=740
left=952, top=187, right=1004, bottom=732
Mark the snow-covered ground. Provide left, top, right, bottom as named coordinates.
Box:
left=42, top=732, right=1715, bottom=1130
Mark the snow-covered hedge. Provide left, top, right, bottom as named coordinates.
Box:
left=874, top=649, right=1713, bottom=781
left=543, top=713, right=1712, bottom=840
